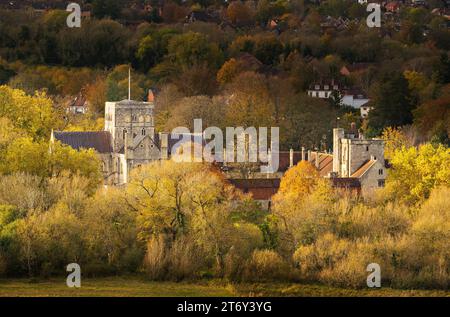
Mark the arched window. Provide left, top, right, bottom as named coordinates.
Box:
left=123, top=129, right=127, bottom=140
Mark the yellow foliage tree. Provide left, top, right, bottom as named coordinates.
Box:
left=381, top=126, right=412, bottom=159
left=385, top=143, right=450, bottom=203
left=0, top=86, right=59, bottom=140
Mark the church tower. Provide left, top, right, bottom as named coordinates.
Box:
left=104, top=99, right=155, bottom=154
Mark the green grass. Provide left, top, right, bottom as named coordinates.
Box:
left=0, top=276, right=448, bottom=297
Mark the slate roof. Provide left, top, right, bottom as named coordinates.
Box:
left=53, top=131, right=113, bottom=153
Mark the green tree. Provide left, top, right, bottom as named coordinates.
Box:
left=167, top=32, right=223, bottom=69
left=367, top=72, right=415, bottom=135
left=92, top=0, right=122, bottom=19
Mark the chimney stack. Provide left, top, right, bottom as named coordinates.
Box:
left=160, top=132, right=169, bottom=159
left=289, top=148, right=294, bottom=168
left=301, top=147, right=305, bottom=161
left=307, top=150, right=311, bottom=162
left=148, top=89, right=154, bottom=102
left=315, top=151, right=320, bottom=169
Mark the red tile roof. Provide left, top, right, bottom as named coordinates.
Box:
left=229, top=178, right=280, bottom=200
left=308, top=152, right=333, bottom=177
left=351, top=159, right=377, bottom=178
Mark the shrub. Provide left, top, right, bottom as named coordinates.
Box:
left=293, top=233, right=351, bottom=281
left=244, top=249, right=291, bottom=282
left=144, top=235, right=206, bottom=281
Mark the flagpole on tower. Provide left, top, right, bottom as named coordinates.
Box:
left=128, top=67, right=131, bottom=101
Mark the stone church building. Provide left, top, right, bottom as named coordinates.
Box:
left=52, top=97, right=164, bottom=185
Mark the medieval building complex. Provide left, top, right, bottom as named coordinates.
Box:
left=51, top=95, right=387, bottom=207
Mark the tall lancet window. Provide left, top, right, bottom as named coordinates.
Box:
left=123, top=129, right=127, bottom=140
left=142, top=129, right=146, bottom=136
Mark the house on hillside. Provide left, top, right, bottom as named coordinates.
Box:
left=341, top=88, right=371, bottom=117
left=385, top=1, right=401, bottom=12
left=307, top=80, right=340, bottom=98
left=67, top=91, right=88, bottom=114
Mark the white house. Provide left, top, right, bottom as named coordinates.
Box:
left=341, top=88, right=371, bottom=117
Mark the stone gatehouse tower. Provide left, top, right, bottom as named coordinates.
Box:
left=332, top=128, right=386, bottom=195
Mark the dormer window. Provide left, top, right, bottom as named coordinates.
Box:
left=333, top=85, right=338, bottom=90
left=324, top=85, right=329, bottom=90
left=315, top=85, right=320, bottom=90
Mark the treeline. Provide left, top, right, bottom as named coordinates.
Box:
left=0, top=142, right=448, bottom=288
left=1, top=1, right=449, bottom=147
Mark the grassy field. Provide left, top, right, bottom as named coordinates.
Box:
left=0, top=276, right=448, bottom=297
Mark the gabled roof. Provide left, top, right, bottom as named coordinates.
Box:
left=53, top=131, right=113, bottom=153
left=308, top=152, right=334, bottom=177
left=129, top=133, right=160, bottom=151
left=68, top=92, right=87, bottom=108
left=308, top=80, right=339, bottom=91
left=351, top=159, right=377, bottom=178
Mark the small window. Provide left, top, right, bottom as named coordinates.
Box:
left=378, top=169, right=383, bottom=175
left=142, top=129, right=146, bottom=136
left=366, top=146, right=369, bottom=151
left=378, top=179, right=385, bottom=187
left=123, top=129, right=127, bottom=140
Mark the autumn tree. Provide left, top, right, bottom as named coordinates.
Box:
left=413, top=84, right=450, bottom=145
left=0, top=138, right=102, bottom=193
left=127, top=160, right=263, bottom=275
left=271, top=161, right=336, bottom=254
left=381, top=127, right=413, bottom=159
left=167, top=32, right=223, bottom=69
left=385, top=143, right=450, bottom=204
left=227, top=1, right=255, bottom=27
left=85, top=76, right=107, bottom=115
left=0, top=86, right=59, bottom=140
